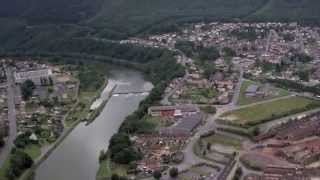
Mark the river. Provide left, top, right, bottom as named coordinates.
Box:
left=34, top=68, right=153, bottom=180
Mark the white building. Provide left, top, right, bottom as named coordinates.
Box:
left=14, top=68, right=53, bottom=85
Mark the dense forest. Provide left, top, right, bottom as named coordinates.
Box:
left=0, top=0, right=320, bottom=49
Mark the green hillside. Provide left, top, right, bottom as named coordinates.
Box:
left=0, top=0, right=320, bottom=52
left=87, top=0, right=268, bottom=35
left=249, top=0, right=320, bottom=24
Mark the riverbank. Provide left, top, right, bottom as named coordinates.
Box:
left=17, top=71, right=112, bottom=180
left=0, top=61, right=112, bottom=180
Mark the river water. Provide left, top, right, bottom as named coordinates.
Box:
left=35, top=68, right=153, bottom=180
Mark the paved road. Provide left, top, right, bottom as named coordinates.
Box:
left=231, top=66, right=244, bottom=107
left=0, top=67, right=17, bottom=167
left=161, top=50, right=190, bottom=105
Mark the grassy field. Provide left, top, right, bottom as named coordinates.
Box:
left=223, top=96, right=320, bottom=126
left=203, top=134, right=242, bottom=149
left=0, top=157, right=10, bottom=180
left=182, top=87, right=217, bottom=104
left=96, top=158, right=128, bottom=180
left=22, top=144, right=41, bottom=160
left=237, top=80, right=289, bottom=106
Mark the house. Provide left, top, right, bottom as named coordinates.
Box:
left=245, top=84, right=259, bottom=97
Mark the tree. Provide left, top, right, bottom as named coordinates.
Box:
left=232, top=167, right=243, bottom=180
left=6, top=149, right=33, bottom=179
left=203, top=63, right=216, bottom=79
left=291, top=53, right=313, bottom=63
left=0, top=137, right=4, bottom=148
left=153, top=170, right=162, bottom=180
left=222, top=47, right=236, bottom=57
left=169, top=167, right=179, bottom=178
left=111, top=174, right=119, bottom=180
left=98, top=150, right=107, bottom=163
left=206, top=142, right=211, bottom=151
left=21, top=80, right=35, bottom=100
left=297, top=71, right=310, bottom=82
left=252, top=127, right=260, bottom=136
left=199, top=46, right=220, bottom=61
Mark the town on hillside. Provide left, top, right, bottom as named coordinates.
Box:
left=1, top=22, right=320, bottom=180
left=109, top=22, right=320, bottom=180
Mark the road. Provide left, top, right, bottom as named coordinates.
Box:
left=230, top=66, right=244, bottom=107
left=0, top=66, right=17, bottom=166
left=160, top=50, right=190, bottom=105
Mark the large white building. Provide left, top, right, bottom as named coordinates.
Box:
left=14, top=68, right=53, bottom=85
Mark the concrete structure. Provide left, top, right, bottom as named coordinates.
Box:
left=14, top=68, right=53, bottom=85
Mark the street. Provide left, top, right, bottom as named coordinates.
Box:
left=0, top=66, right=17, bottom=166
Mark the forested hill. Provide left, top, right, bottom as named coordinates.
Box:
left=0, top=0, right=320, bottom=52
left=0, top=0, right=103, bottom=23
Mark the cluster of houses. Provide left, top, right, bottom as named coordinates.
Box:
left=0, top=62, right=8, bottom=142
left=278, top=138, right=320, bottom=165
left=13, top=61, right=78, bottom=140
left=255, top=112, right=320, bottom=142
left=244, top=112, right=320, bottom=178
left=168, top=56, right=238, bottom=105
left=132, top=105, right=203, bottom=173
left=0, top=86, right=8, bottom=140
left=134, top=134, right=187, bottom=173
left=128, top=22, right=320, bottom=87
left=121, top=22, right=320, bottom=179
left=209, top=71, right=237, bottom=104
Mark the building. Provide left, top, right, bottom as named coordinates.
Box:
left=245, top=84, right=259, bottom=97
left=160, top=113, right=202, bottom=136
left=148, top=105, right=199, bottom=117
left=244, top=166, right=320, bottom=180
left=14, top=68, right=53, bottom=85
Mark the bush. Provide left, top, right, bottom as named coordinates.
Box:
left=21, top=80, right=35, bottom=100
left=99, top=150, right=108, bottom=163
left=153, top=170, right=162, bottom=180
left=6, top=149, right=34, bottom=179
left=200, top=106, right=216, bottom=114
left=109, top=133, right=142, bottom=164
left=169, top=167, right=179, bottom=178
left=0, top=137, right=4, bottom=148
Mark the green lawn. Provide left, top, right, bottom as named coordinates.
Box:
left=182, top=87, right=217, bottom=104
left=203, top=134, right=242, bottom=149
left=23, top=144, right=41, bottom=160
left=96, top=159, right=111, bottom=180
left=223, top=96, right=320, bottom=126
left=0, top=157, right=10, bottom=180
left=237, top=80, right=289, bottom=106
